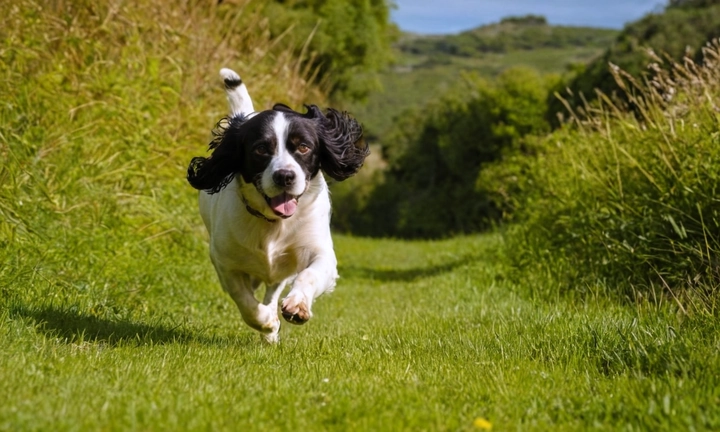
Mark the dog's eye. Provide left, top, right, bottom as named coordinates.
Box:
left=297, top=144, right=310, bottom=154
left=254, top=145, right=269, bottom=156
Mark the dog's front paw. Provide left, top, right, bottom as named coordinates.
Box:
left=258, top=315, right=280, bottom=344
left=243, top=304, right=281, bottom=344
left=281, top=294, right=312, bottom=325
left=262, top=329, right=280, bottom=344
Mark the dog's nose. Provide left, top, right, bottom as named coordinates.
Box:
left=273, top=169, right=296, bottom=187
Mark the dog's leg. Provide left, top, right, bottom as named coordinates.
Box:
left=263, top=280, right=288, bottom=307
left=281, top=254, right=338, bottom=325
left=218, top=271, right=280, bottom=343
left=219, top=68, right=254, bottom=117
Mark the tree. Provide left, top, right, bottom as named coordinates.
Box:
left=552, top=1, right=720, bottom=121
left=263, top=0, right=397, bottom=101
left=348, top=68, right=556, bottom=238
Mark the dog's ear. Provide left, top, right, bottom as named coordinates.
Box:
left=272, top=103, right=295, bottom=114
left=187, top=115, right=246, bottom=193
left=305, top=105, right=369, bottom=182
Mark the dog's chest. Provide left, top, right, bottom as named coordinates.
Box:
left=214, top=231, right=307, bottom=284
left=258, top=239, right=302, bottom=282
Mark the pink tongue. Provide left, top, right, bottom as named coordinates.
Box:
left=269, top=192, right=297, bottom=217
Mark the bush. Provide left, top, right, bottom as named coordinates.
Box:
left=336, top=68, right=557, bottom=238
left=491, top=43, right=720, bottom=301
left=262, top=0, right=397, bottom=101
left=554, top=1, right=720, bottom=120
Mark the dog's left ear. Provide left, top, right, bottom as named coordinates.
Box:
left=305, top=105, right=369, bottom=181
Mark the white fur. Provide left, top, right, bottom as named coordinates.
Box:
left=261, top=113, right=307, bottom=199
left=219, top=68, right=254, bottom=116
left=198, top=69, right=339, bottom=343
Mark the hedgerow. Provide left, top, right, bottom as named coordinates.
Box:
left=485, top=43, right=720, bottom=306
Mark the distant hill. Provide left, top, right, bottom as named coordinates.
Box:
left=557, top=0, right=720, bottom=116
left=348, top=16, right=619, bottom=140
left=398, top=15, right=618, bottom=57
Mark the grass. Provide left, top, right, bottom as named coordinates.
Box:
left=2, top=235, right=719, bottom=430
left=2, top=1, right=720, bottom=430
left=479, top=43, right=720, bottom=302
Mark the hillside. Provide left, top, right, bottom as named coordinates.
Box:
left=558, top=0, right=720, bottom=115
left=398, top=15, right=617, bottom=57
left=349, top=16, right=618, bottom=139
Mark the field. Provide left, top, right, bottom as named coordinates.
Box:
left=349, top=44, right=609, bottom=140
left=2, top=1, right=719, bottom=431
left=3, top=234, right=719, bottom=430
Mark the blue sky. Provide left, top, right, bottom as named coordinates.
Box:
left=392, top=0, right=665, bottom=34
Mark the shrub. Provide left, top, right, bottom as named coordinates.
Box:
left=554, top=1, right=720, bottom=120
left=262, top=0, right=397, bottom=101
left=492, top=43, right=720, bottom=302
left=337, top=68, right=557, bottom=238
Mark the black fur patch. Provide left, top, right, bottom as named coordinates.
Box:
left=223, top=76, right=242, bottom=89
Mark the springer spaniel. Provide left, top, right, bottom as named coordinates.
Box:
left=187, top=68, right=368, bottom=343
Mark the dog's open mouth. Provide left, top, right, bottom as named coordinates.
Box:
left=265, top=192, right=298, bottom=218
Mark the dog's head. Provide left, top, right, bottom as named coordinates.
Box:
left=187, top=104, right=368, bottom=219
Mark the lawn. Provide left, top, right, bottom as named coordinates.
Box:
left=2, top=234, right=718, bottom=431
left=2, top=1, right=719, bottom=430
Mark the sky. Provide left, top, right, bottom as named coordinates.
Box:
left=391, top=0, right=666, bottom=34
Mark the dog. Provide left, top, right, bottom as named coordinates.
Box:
left=187, top=68, right=368, bottom=343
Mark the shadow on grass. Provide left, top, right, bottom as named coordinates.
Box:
left=339, top=255, right=478, bottom=282
left=11, top=304, right=240, bottom=347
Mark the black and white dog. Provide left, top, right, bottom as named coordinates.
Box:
left=187, top=69, right=368, bottom=342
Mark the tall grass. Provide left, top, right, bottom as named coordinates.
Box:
left=0, top=0, right=325, bottom=321
left=490, top=41, right=720, bottom=309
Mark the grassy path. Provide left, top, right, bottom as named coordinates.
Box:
left=1, top=234, right=718, bottom=431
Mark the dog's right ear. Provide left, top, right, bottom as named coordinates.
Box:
left=187, top=115, right=246, bottom=194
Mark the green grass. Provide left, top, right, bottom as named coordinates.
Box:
left=478, top=44, right=720, bottom=302
left=2, top=1, right=720, bottom=430
left=2, top=235, right=719, bottom=430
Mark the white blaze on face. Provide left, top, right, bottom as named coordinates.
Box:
left=261, top=112, right=307, bottom=217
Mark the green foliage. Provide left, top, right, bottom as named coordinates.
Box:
left=555, top=1, right=720, bottom=119
left=263, top=0, right=397, bottom=100
left=350, top=20, right=615, bottom=142
left=349, top=46, right=606, bottom=141
left=339, top=68, right=557, bottom=238
left=500, top=14, right=548, bottom=25
left=486, top=47, right=720, bottom=299
left=669, top=0, right=720, bottom=9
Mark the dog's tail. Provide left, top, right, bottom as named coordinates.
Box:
left=220, top=68, right=254, bottom=117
